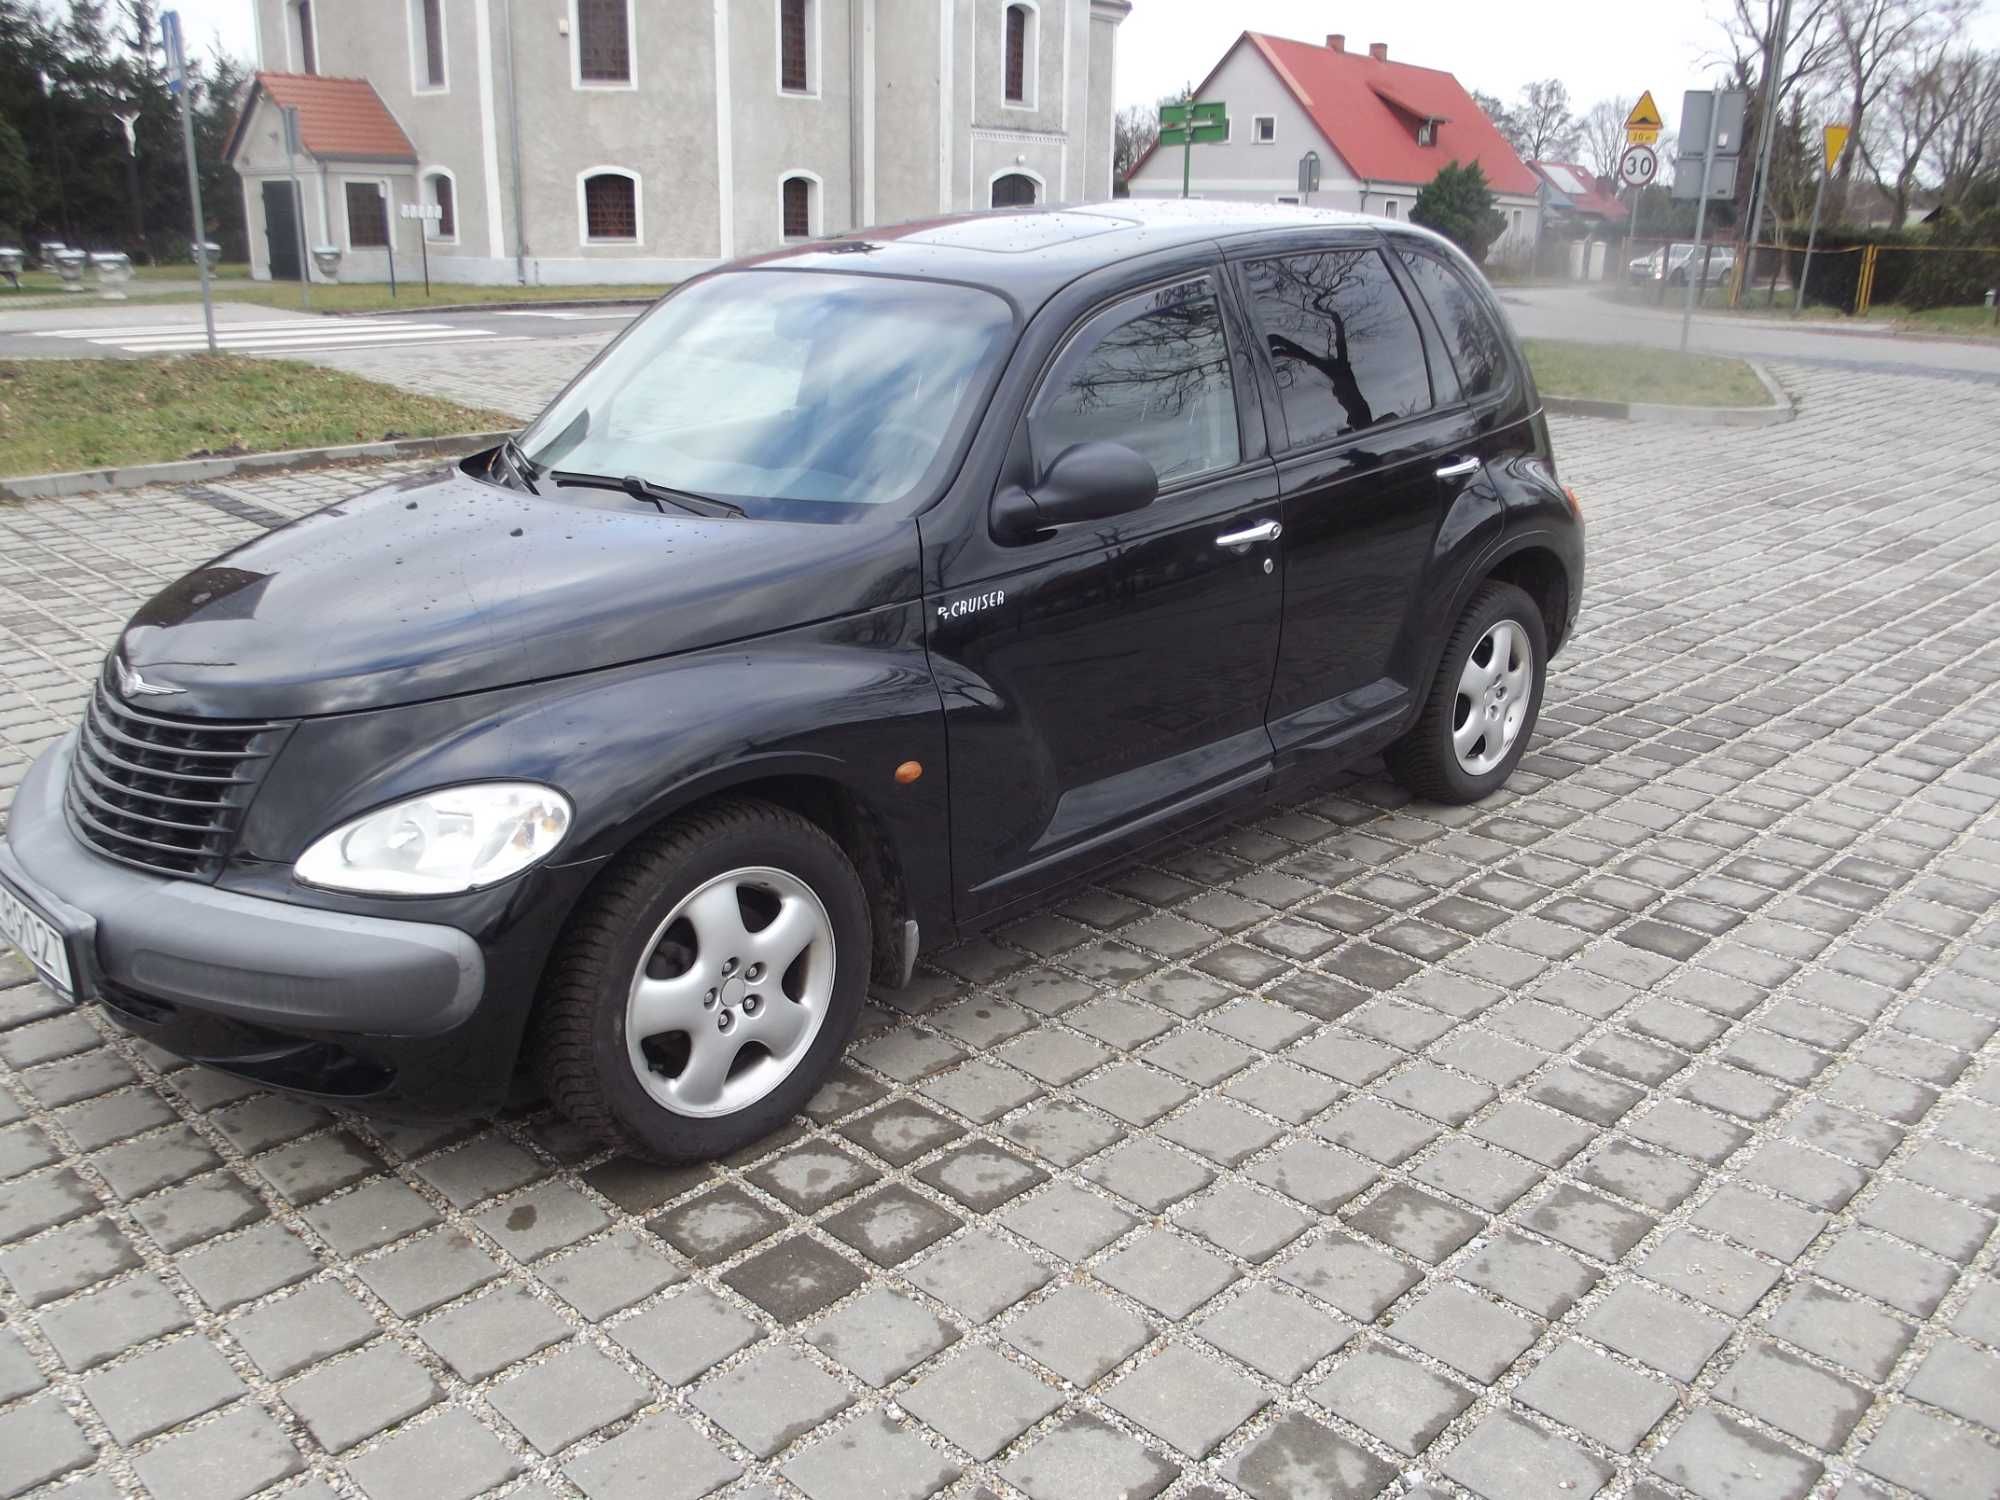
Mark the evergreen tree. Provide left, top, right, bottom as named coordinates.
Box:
left=1411, top=161, right=1509, bottom=265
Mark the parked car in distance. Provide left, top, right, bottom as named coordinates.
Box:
left=1, top=202, right=1584, bottom=1163
left=1628, top=241, right=1738, bottom=287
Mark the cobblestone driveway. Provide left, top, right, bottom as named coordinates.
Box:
left=2, top=362, right=1998, bottom=1500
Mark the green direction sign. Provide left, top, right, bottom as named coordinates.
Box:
left=1159, top=99, right=1228, bottom=146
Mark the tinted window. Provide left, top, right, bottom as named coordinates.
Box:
left=1034, top=280, right=1240, bottom=488
left=1245, top=249, right=1431, bottom=446
left=1399, top=249, right=1510, bottom=401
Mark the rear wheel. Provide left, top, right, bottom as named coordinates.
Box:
left=1388, top=580, right=1546, bottom=804
left=536, top=799, right=870, bottom=1162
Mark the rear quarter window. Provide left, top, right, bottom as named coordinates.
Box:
left=1398, top=248, right=1513, bottom=402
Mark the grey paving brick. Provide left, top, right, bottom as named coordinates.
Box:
left=725, top=1233, right=866, bottom=1323
left=0, top=1327, right=40, bottom=1404
left=225, top=1279, right=379, bottom=1379
left=902, top=1345, right=1064, bottom=1459
left=178, top=1219, right=319, bottom=1312
left=1389, top=1283, right=1538, bottom=1382
left=302, top=1177, right=439, bottom=1256
left=1857, top=1402, right=2000, bottom=1500
left=1003, top=1283, right=1151, bottom=1385
left=998, top=1180, right=1134, bottom=1262
left=537, top=1227, right=685, bottom=1319
left=0, top=1167, right=97, bottom=1242
left=1858, top=1179, right=1993, bottom=1263
left=37, top=1271, right=191, bottom=1370
left=1525, top=1182, right=1657, bottom=1262
left=130, top=1403, right=303, bottom=1500
left=693, top=1343, right=851, bottom=1457
left=1107, top=1344, right=1267, bottom=1457
left=647, top=1183, right=782, bottom=1266
left=999, top=1099, right=1122, bottom=1166
left=1713, top=1342, right=1871, bottom=1451
left=1309, top=1346, right=1473, bottom=1456
left=488, top=1342, right=648, bottom=1454
left=341, top=1404, right=523, bottom=1500
left=746, top=1139, right=881, bottom=1213
left=907, top=1229, right=1051, bottom=1322
left=1097, top=1227, right=1237, bottom=1319
left=0, top=1394, right=93, bottom=1496
left=1275, top=1232, right=1421, bottom=1321
left=0, top=1216, right=138, bottom=1305
left=1813, top=1228, right=1956, bottom=1319
left=356, top=1227, right=502, bottom=1318
left=280, top=1341, right=439, bottom=1452
left=1517, top=1340, right=1678, bottom=1453
left=1904, top=1339, right=2000, bottom=1430
left=1692, top=1183, right=1828, bottom=1262
left=1001, top=1412, right=1180, bottom=1500
left=1224, top=1410, right=1398, bottom=1500
left=1175, top=1178, right=1311, bottom=1262
left=1346, top=1182, right=1485, bottom=1263
left=1461, top=1231, right=1599, bottom=1318
left=1766, top=1283, right=1915, bottom=1382
left=81, top=1336, right=241, bottom=1443
left=564, top=1408, right=743, bottom=1500
left=473, top=1179, right=612, bottom=1260
left=1444, top=1410, right=1616, bottom=1500
left=419, top=1282, right=570, bottom=1379
left=807, top=1286, right=957, bottom=1386
left=609, top=1283, right=759, bottom=1386
left=1639, top=1229, right=1782, bottom=1316
left=1649, top=1407, right=1822, bottom=1500
left=783, top=1409, right=962, bottom=1500
left=1580, top=1281, right=1733, bottom=1381
left=914, top=1141, right=1046, bottom=1212
left=132, top=1172, right=267, bottom=1253
left=1245, top=1139, right=1378, bottom=1212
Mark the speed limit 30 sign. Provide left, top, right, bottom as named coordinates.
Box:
left=1619, top=143, right=1659, bottom=188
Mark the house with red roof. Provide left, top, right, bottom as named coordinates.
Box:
left=1528, top=161, right=1629, bottom=231
left=1127, top=31, right=1543, bottom=262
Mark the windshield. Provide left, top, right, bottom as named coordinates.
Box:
left=516, top=270, right=1015, bottom=520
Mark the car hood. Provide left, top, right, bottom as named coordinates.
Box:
left=116, top=464, right=922, bottom=719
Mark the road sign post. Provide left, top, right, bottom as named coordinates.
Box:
left=1298, top=150, right=1320, bottom=206
left=1675, top=88, right=1746, bottom=351
left=282, top=105, right=311, bottom=310
left=1618, top=143, right=1658, bottom=189
left=400, top=201, right=442, bottom=296
left=1159, top=101, right=1228, bottom=200
left=161, top=11, right=218, bottom=354
left=379, top=183, right=398, bottom=299
left=1739, top=0, right=1794, bottom=309
left=1794, top=124, right=1849, bottom=314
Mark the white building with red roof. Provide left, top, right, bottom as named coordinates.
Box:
left=1127, top=31, right=1543, bottom=262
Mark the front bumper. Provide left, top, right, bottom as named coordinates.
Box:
left=3, top=735, right=542, bottom=1115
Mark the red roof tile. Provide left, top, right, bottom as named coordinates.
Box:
left=1245, top=33, right=1538, bottom=196
left=227, top=73, right=416, bottom=164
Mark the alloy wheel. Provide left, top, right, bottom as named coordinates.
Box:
left=1451, top=619, right=1534, bottom=777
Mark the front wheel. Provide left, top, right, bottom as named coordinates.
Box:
left=1387, top=580, right=1547, bottom=804
left=535, top=799, right=871, bottom=1163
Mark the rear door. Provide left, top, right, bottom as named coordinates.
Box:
left=933, top=271, right=1284, bottom=921
left=1232, top=238, right=1478, bottom=759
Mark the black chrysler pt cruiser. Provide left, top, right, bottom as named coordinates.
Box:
left=0, top=203, right=1583, bottom=1162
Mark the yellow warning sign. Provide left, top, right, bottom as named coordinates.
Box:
left=1823, top=123, right=1850, bottom=172
left=1625, top=91, right=1665, bottom=139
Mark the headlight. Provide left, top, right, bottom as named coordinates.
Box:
left=294, top=783, right=572, bottom=895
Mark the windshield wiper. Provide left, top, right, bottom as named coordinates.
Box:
left=495, top=435, right=540, bottom=495
left=550, top=470, right=745, bottom=519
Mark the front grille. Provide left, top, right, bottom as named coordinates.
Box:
left=65, top=667, right=292, bottom=880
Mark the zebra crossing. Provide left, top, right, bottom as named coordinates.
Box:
left=28, top=317, right=530, bottom=356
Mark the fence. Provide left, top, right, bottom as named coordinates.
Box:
left=1613, top=235, right=2000, bottom=320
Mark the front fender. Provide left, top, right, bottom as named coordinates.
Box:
left=232, top=603, right=950, bottom=935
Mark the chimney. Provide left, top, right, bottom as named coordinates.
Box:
left=1368, top=41, right=1388, bottom=60
left=1326, top=33, right=1344, bottom=51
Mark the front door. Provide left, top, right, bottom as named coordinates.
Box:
left=262, top=181, right=303, bottom=282
left=933, top=274, right=1284, bottom=920
left=1233, top=243, right=1478, bottom=756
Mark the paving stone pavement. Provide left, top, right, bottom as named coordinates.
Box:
left=2, top=359, right=1999, bottom=1500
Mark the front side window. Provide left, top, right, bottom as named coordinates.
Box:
left=577, top=0, right=630, bottom=83
left=583, top=173, right=638, bottom=240
left=782, top=176, right=812, bottom=238
left=428, top=173, right=455, bottom=239
left=418, top=0, right=444, bottom=86
left=1399, top=248, right=1509, bottom=401
left=518, top=271, right=1016, bottom=517
left=1033, top=279, right=1240, bottom=488
left=345, top=182, right=389, bottom=248
left=1004, top=4, right=1028, bottom=103
left=1245, top=248, right=1432, bottom=446
left=780, top=0, right=809, bottom=91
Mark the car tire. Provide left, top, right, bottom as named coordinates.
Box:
left=1387, top=580, right=1547, bottom=805
left=535, top=798, right=871, bottom=1163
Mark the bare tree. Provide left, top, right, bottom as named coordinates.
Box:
left=1579, top=96, right=1633, bottom=179
left=1472, top=90, right=1515, bottom=140
left=1859, top=22, right=1973, bottom=224
left=1509, top=79, right=1582, bottom=161
left=1828, top=0, right=1960, bottom=217
left=1714, top=0, right=1840, bottom=228
left=1924, top=50, right=2000, bottom=208
left=1113, top=105, right=1159, bottom=192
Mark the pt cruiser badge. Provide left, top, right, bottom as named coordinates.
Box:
left=937, top=589, right=1005, bottom=622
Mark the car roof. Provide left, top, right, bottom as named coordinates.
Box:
left=729, top=199, right=1450, bottom=313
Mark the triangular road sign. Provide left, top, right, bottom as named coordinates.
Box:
left=1823, top=123, right=1851, bottom=173
left=1626, top=91, right=1665, bottom=133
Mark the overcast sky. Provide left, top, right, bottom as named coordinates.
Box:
left=160, top=0, right=2000, bottom=142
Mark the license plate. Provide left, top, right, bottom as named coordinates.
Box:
left=0, top=873, right=73, bottom=999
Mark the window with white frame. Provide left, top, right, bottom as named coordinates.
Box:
left=576, top=0, right=632, bottom=85
left=1417, top=120, right=1437, bottom=147
left=1384, top=200, right=1399, bottom=219
left=778, top=0, right=813, bottom=93
left=425, top=171, right=456, bottom=240
left=414, top=0, right=445, bottom=88
left=1003, top=3, right=1035, bottom=107
left=1253, top=115, right=1276, bottom=144
left=582, top=171, right=639, bottom=241
left=782, top=174, right=815, bottom=238
left=293, top=0, right=317, bottom=72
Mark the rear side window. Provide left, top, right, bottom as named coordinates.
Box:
left=1399, top=248, right=1511, bottom=402
left=1244, top=249, right=1432, bottom=447
left=1033, top=279, right=1240, bottom=488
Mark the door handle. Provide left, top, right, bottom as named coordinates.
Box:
left=1215, top=520, right=1282, bottom=549
left=1436, top=457, right=1482, bottom=480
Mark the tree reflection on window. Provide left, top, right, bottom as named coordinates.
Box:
left=1036, top=282, right=1240, bottom=486
left=1247, top=250, right=1433, bottom=447
left=1399, top=250, right=1508, bottom=401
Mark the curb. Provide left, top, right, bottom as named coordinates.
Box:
left=325, top=296, right=656, bottom=318
left=0, top=430, right=514, bottom=503
left=1542, top=360, right=1795, bottom=428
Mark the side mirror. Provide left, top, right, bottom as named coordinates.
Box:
left=992, top=441, right=1158, bottom=542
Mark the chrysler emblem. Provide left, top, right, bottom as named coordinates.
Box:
left=115, top=657, right=184, bottom=698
